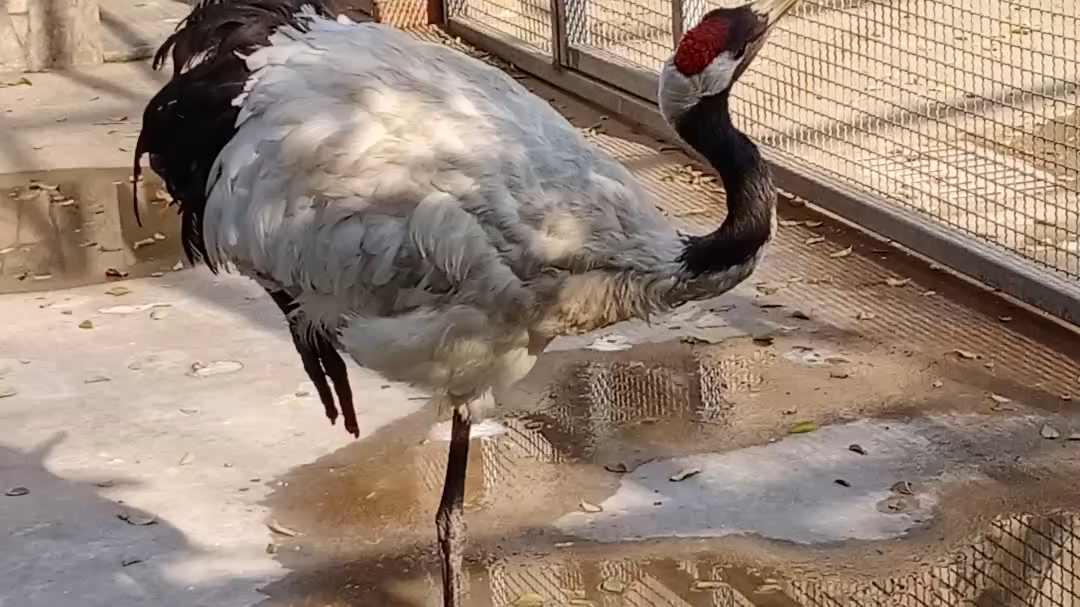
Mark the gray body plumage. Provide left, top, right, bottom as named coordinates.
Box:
left=204, top=13, right=771, bottom=415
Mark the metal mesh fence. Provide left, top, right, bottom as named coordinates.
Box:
left=731, top=0, right=1080, bottom=280
left=447, top=0, right=1080, bottom=281
left=565, top=0, right=674, bottom=69
left=446, top=0, right=553, bottom=52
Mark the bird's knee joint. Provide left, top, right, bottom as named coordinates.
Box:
left=436, top=510, right=465, bottom=540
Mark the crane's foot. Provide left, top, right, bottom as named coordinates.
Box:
left=436, top=406, right=471, bottom=607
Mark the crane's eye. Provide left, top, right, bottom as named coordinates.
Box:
left=732, top=44, right=747, bottom=60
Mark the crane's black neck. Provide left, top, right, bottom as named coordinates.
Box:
left=672, top=90, right=775, bottom=276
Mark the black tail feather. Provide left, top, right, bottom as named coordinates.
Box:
left=133, top=0, right=330, bottom=269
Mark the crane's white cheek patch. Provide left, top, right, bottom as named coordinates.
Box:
left=554, top=414, right=1037, bottom=545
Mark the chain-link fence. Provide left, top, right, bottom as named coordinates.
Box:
left=443, top=0, right=1080, bottom=322
left=733, top=0, right=1079, bottom=280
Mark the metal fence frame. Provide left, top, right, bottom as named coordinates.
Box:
left=441, top=0, right=1080, bottom=327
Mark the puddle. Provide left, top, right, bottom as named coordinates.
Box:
left=257, top=506, right=1080, bottom=607
left=261, top=335, right=1080, bottom=607
left=0, top=168, right=184, bottom=293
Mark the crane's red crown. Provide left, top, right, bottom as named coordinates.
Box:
left=673, top=18, right=731, bottom=76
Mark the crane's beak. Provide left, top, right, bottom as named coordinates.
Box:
left=732, top=0, right=799, bottom=82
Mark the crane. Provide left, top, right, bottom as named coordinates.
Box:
left=133, top=0, right=796, bottom=603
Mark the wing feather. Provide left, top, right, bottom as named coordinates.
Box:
left=205, top=18, right=684, bottom=327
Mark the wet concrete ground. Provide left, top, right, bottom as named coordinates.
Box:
left=257, top=329, right=1080, bottom=607
left=3, top=253, right=1080, bottom=607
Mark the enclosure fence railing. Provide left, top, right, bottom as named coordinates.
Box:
left=442, top=0, right=1080, bottom=325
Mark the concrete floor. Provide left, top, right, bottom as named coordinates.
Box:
left=0, top=270, right=434, bottom=607
left=4, top=266, right=1080, bottom=607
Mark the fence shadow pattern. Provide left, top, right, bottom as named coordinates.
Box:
left=446, top=0, right=1080, bottom=281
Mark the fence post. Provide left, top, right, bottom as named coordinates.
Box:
left=24, top=0, right=104, bottom=70
left=670, top=0, right=683, bottom=46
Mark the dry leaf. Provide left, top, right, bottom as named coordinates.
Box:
left=790, top=310, right=810, bottom=320
left=989, top=393, right=1011, bottom=404
left=267, top=520, right=300, bottom=537
left=0, top=76, right=32, bottom=88
left=951, top=349, right=981, bottom=360
left=891, top=481, right=915, bottom=495
left=778, top=219, right=801, bottom=227
left=5, top=486, right=30, bottom=497
left=804, top=236, right=825, bottom=245
left=84, top=375, right=110, bottom=384
left=1041, top=425, right=1061, bottom=440
left=669, top=468, right=702, bottom=482
left=579, top=499, right=603, bottom=513
left=78, top=320, right=94, bottom=329
left=804, top=220, right=824, bottom=228
left=118, top=513, right=157, bottom=526
left=0, top=387, right=16, bottom=399
left=105, top=268, right=129, bottom=278
left=680, top=334, right=721, bottom=345
left=830, top=246, right=853, bottom=258
left=790, top=421, right=818, bottom=434
left=849, top=444, right=866, bottom=455
left=856, top=311, right=875, bottom=321
left=106, top=286, right=131, bottom=296
left=884, top=277, right=911, bottom=287
left=599, top=579, right=626, bottom=594
left=932, top=380, right=943, bottom=388
left=508, top=593, right=545, bottom=607
left=179, top=452, right=195, bottom=466
left=692, top=580, right=727, bottom=590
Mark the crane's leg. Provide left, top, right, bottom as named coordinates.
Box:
left=437, top=405, right=472, bottom=607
